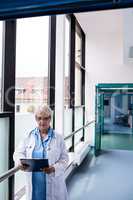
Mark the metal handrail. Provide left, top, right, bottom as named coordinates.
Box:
left=0, top=166, right=20, bottom=183
left=0, top=120, right=95, bottom=184
left=64, top=120, right=95, bottom=140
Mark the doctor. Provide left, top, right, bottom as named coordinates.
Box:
left=13, top=105, right=69, bottom=200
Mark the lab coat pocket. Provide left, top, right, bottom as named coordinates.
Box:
left=25, top=145, right=33, bottom=158
left=47, top=147, right=60, bottom=165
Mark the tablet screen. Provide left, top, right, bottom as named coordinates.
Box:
left=20, top=158, right=49, bottom=172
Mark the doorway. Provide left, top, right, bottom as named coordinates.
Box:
left=95, top=83, right=133, bottom=155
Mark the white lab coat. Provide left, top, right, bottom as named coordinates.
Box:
left=13, top=129, right=69, bottom=200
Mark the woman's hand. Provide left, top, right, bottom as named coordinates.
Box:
left=19, top=163, right=29, bottom=171
left=41, top=166, right=55, bottom=174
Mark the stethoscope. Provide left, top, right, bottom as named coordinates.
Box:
left=41, top=136, right=52, bottom=158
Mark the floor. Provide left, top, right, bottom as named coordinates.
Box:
left=102, top=119, right=133, bottom=150
left=104, top=122, right=131, bottom=134
left=67, top=150, right=133, bottom=200
left=101, top=133, right=133, bottom=150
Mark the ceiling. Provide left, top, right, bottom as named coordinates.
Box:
left=75, top=9, right=128, bottom=34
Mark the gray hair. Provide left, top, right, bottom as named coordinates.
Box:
left=35, top=104, right=52, bottom=118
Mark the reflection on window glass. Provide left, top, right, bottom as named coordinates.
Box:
left=75, top=25, right=83, bottom=106
left=75, top=31, right=82, bottom=65
left=0, top=22, right=3, bottom=111
left=75, top=64, right=82, bottom=106
left=64, top=16, right=70, bottom=107
left=15, top=16, right=49, bottom=113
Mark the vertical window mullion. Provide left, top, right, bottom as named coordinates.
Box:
left=48, top=16, right=56, bottom=128
left=70, top=14, right=75, bottom=152
left=81, top=30, right=85, bottom=141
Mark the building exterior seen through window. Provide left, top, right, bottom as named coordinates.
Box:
left=64, top=16, right=71, bottom=108
left=15, top=16, right=49, bottom=113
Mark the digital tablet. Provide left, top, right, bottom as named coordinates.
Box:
left=20, top=158, right=49, bottom=172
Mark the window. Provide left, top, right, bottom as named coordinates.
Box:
left=75, top=63, right=82, bottom=106
left=15, top=16, right=49, bottom=199
left=0, top=117, right=9, bottom=199
left=15, top=16, right=49, bottom=113
left=75, top=24, right=83, bottom=107
left=74, top=21, right=85, bottom=146
left=75, top=31, right=82, bottom=65
left=64, top=16, right=71, bottom=108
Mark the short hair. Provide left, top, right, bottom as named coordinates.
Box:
left=35, top=105, right=52, bottom=118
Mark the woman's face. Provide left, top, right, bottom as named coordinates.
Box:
left=35, top=111, right=51, bottom=133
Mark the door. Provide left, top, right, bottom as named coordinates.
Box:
left=95, top=87, right=104, bottom=156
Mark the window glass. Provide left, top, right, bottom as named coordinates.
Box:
left=15, top=16, right=49, bottom=113
left=75, top=63, right=82, bottom=106
left=75, top=26, right=82, bottom=107
left=0, top=118, right=9, bottom=199
left=0, top=22, right=3, bottom=110
left=64, top=108, right=73, bottom=150
left=74, top=107, right=83, bottom=145
left=75, top=31, right=82, bottom=65
left=64, top=16, right=70, bottom=108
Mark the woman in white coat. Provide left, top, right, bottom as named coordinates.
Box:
left=13, top=105, right=69, bottom=200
